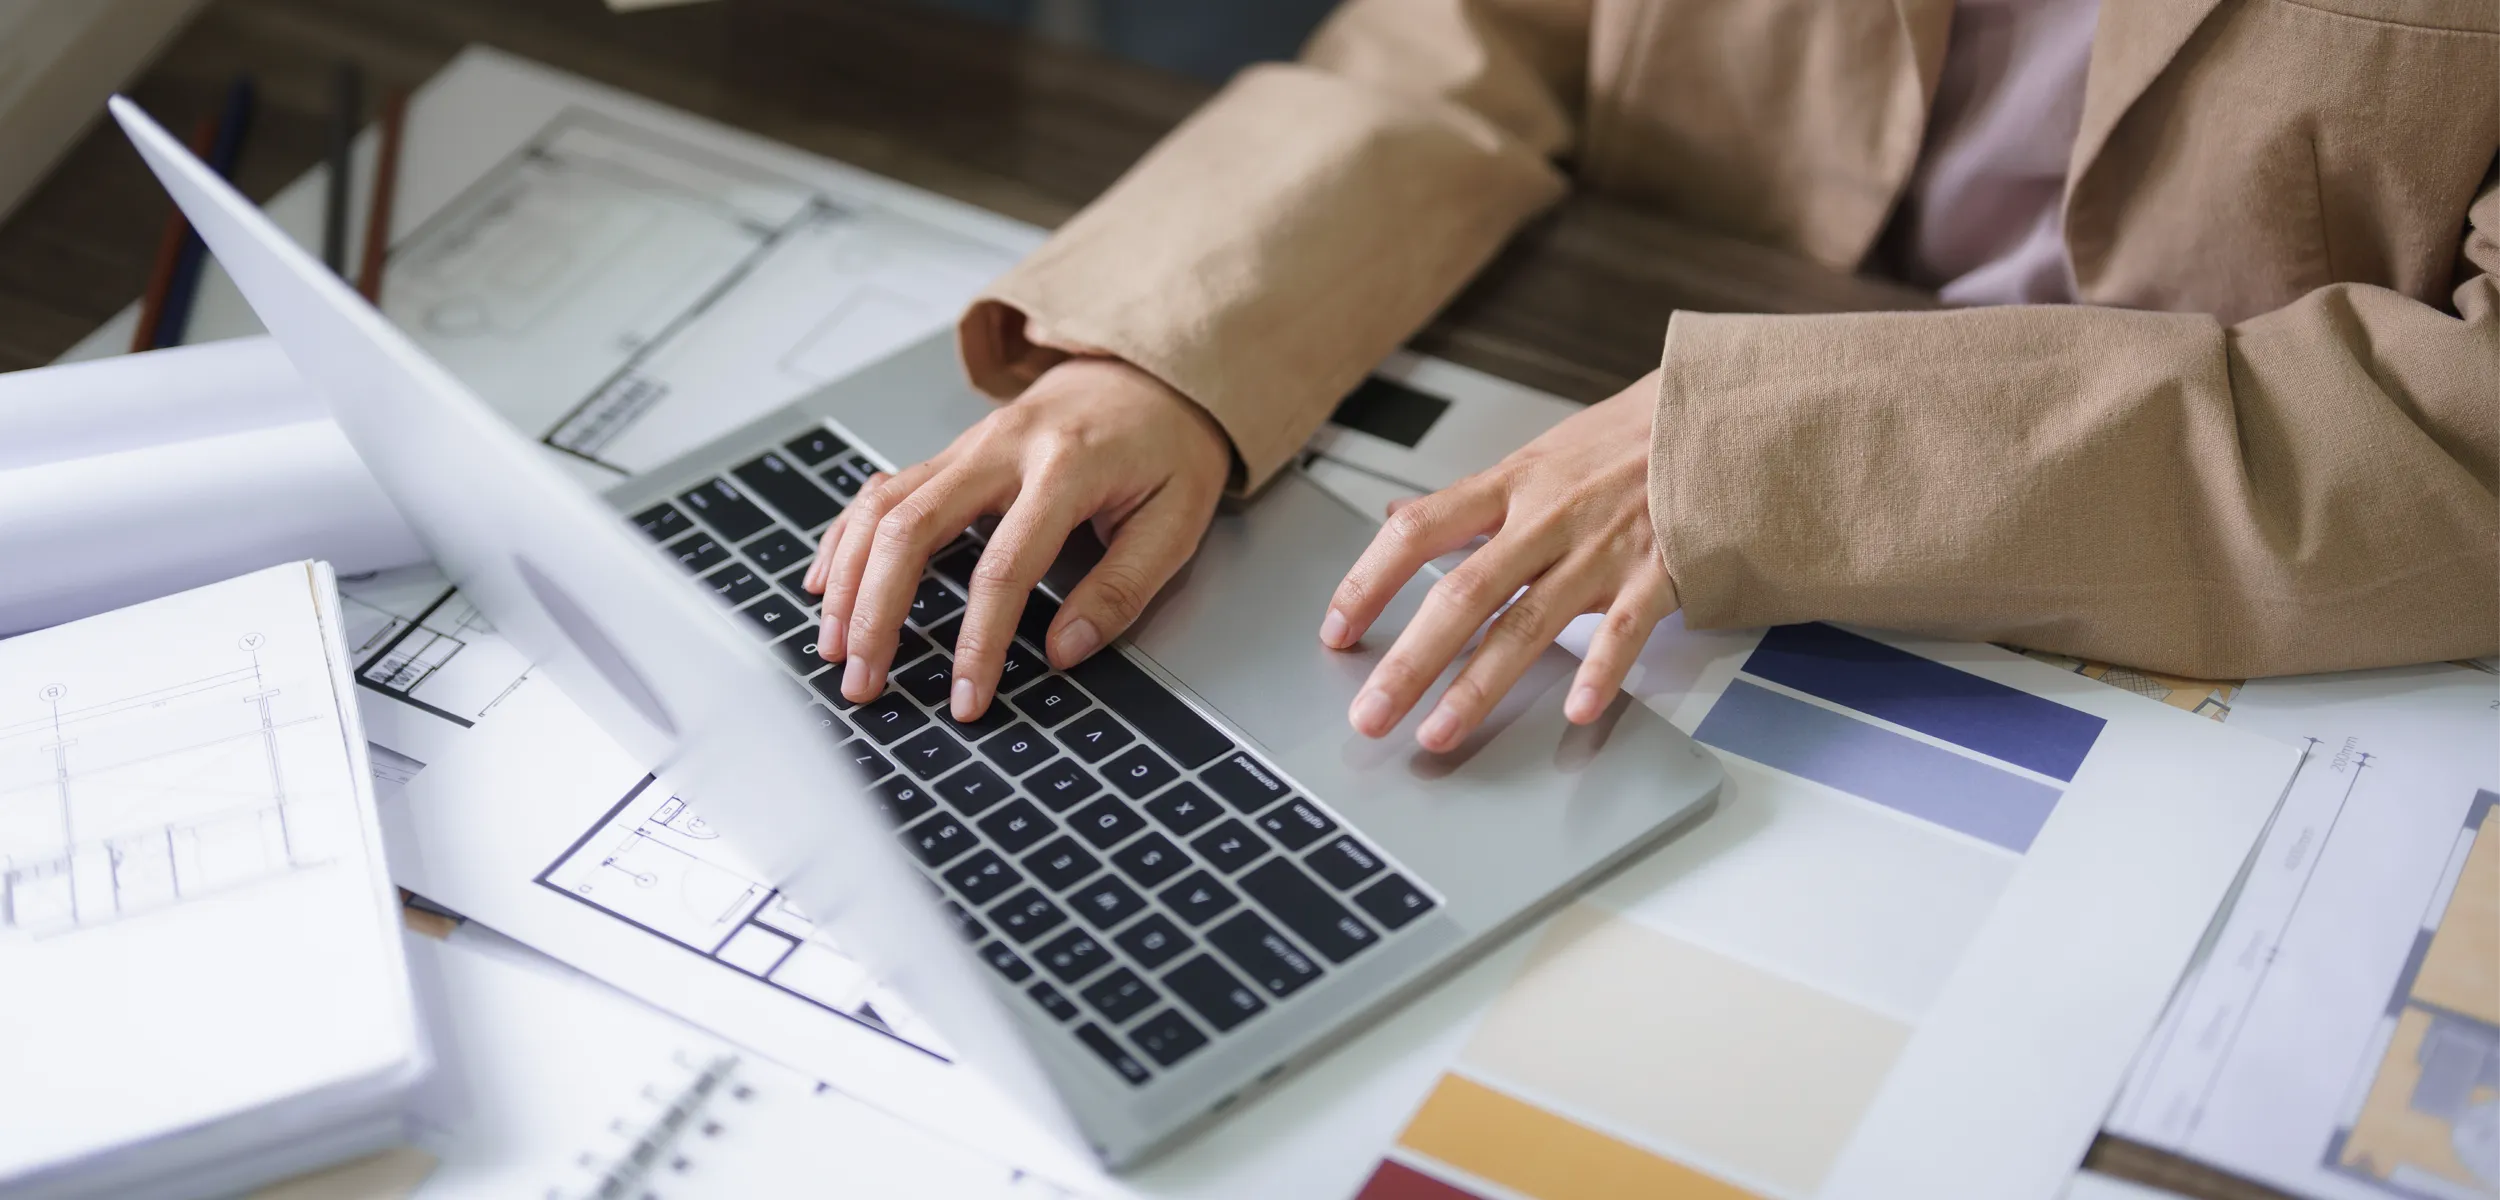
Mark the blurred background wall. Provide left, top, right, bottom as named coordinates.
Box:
left=911, top=0, right=1338, bottom=82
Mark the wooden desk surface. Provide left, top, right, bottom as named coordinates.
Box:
left=0, top=3, right=2287, bottom=1197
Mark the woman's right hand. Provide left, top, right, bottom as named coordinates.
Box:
left=806, top=356, right=1233, bottom=723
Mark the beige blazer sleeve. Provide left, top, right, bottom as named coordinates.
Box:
left=1649, top=170, right=2500, bottom=680
left=957, top=0, right=1584, bottom=489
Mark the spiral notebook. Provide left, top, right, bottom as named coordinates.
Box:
left=403, top=926, right=1082, bottom=1200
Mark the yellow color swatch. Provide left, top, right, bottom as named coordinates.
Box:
left=2413, top=821, right=2497, bottom=1024
left=1401, top=1073, right=1762, bottom=1200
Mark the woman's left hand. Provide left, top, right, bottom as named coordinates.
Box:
left=1319, top=369, right=1681, bottom=751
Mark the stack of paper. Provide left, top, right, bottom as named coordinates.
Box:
left=0, top=562, right=428, bottom=1199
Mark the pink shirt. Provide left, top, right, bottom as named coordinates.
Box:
left=1891, top=0, right=2104, bottom=306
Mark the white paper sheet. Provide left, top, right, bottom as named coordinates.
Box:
left=0, top=339, right=424, bottom=635
left=2109, top=663, right=2500, bottom=1200
left=0, top=563, right=423, bottom=1189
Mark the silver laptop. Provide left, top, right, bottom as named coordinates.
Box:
left=114, top=96, right=1723, bottom=1169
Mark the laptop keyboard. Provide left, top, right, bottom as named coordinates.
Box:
left=631, top=426, right=1440, bottom=1088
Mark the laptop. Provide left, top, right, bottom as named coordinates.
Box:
left=112, top=96, right=1724, bottom=1169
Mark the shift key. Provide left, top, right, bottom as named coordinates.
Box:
left=1206, top=911, right=1322, bottom=998
left=1238, top=859, right=1376, bottom=963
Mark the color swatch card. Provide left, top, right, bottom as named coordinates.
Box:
left=1361, top=617, right=2299, bottom=1200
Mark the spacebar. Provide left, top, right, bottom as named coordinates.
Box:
left=1069, top=650, right=1232, bottom=769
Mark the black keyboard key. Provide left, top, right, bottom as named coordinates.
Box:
left=1075, top=1023, right=1151, bottom=1086
left=988, top=889, right=1067, bottom=944
left=807, top=705, right=851, bottom=744
left=1129, top=1009, right=1208, bottom=1066
left=1239, top=859, right=1376, bottom=963
left=978, top=723, right=1055, bottom=777
left=1256, top=798, right=1338, bottom=852
left=1354, top=874, right=1437, bottom=930
left=978, top=941, right=1032, bottom=982
left=1009, top=675, right=1090, bottom=727
left=1114, top=914, right=1192, bottom=970
left=900, top=814, right=976, bottom=867
left=703, top=563, right=767, bottom=605
left=1021, top=836, right=1099, bottom=891
left=943, top=698, right=1014, bottom=741
left=908, top=576, right=964, bottom=628
left=1162, top=955, right=1267, bottom=1032
left=678, top=478, right=772, bottom=542
left=896, top=654, right=957, bottom=709
left=1159, top=871, right=1238, bottom=927
left=1105, top=744, right=1181, bottom=803
left=891, top=625, right=939, bottom=669
left=1016, top=590, right=1060, bottom=650
left=632, top=502, right=690, bottom=542
left=1081, top=968, right=1159, bottom=1024
left=1070, top=651, right=1232, bottom=769
left=740, top=594, right=809, bottom=639
left=1055, top=710, right=1134, bottom=763
left=819, top=455, right=874, bottom=499
left=946, top=850, right=1023, bottom=906
left=1035, top=929, right=1111, bottom=983
left=1028, top=981, right=1079, bottom=1022
left=1025, top=759, right=1100, bottom=812
left=1069, top=875, right=1148, bottom=929
left=771, top=627, right=830, bottom=677
left=1191, top=820, right=1269, bottom=874
left=933, top=542, right=983, bottom=589
left=1307, top=836, right=1387, bottom=889
left=1068, top=795, right=1148, bottom=849
left=808, top=670, right=858, bottom=712
left=1110, top=832, right=1188, bottom=888
left=775, top=565, right=816, bottom=603
left=1142, top=783, right=1221, bottom=837
left=668, top=531, right=728, bottom=574
left=975, top=796, right=1053, bottom=853
left=1202, top=753, right=1292, bottom=813
left=743, top=527, right=812, bottom=574
left=1207, top=911, right=1323, bottom=998
left=734, top=452, right=842, bottom=529
left=854, top=694, right=928, bottom=743
left=894, top=727, right=970, bottom=781
left=784, top=428, right=850, bottom=467
left=874, top=776, right=935, bottom=825
left=925, top=614, right=965, bottom=656
left=997, top=642, right=1049, bottom=695
left=943, top=900, right=986, bottom=942
left=840, top=739, right=894, bottom=780
left=939, top=763, right=1015, bottom=817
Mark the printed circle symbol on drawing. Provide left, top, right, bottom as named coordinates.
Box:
left=238, top=633, right=266, bottom=651
left=38, top=683, right=66, bottom=703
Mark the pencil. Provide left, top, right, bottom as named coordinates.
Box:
left=322, top=63, right=361, bottom=276
left=151, top=76, right=256, bottom=349
left=355, top=90, right=407, bottom=304
left=130, top=115, right=216, bottom=353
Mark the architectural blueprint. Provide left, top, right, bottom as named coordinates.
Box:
left=2112, top=664, right=2500, bottom=1200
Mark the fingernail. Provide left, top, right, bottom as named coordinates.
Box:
left=1319, top=608, right=1349, bottom=648
left=1054, top=618, right=1101, bottom=665
left=1418, top=704, right=1459, bottom=749
left=1350, top=688, right=1391, bottom=736
left=951, top=677, right=977, bottom=721
left=1567, top=685, right=1601, bottom=723
left=842, top=656, right=871, bottom=701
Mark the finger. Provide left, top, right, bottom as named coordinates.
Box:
left=1566, top=572, right=1675, bottom=723
left=947, top=487, right=1086, bottom=721
left=1322, top=482, right=1506, bottom=651
left=1050, top=486, right=1212, bottom=668
left=805, top=509, right=850, bottom=595
left=1416, top=562, right=1602, bottom=751
left=818, top=468, right=918, bottom=663
left=1347, top=530, right=1558, bottom=739
left=843, top=462, right=1011, bottom=703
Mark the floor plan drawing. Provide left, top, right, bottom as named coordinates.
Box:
left=338, top=565, right=535, bottom=731
left=0, top=635, right=321, bottom=937
left=537, top=775, right=943, bottom=1058
left=2329, top=789, right=2500, bottom=1199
